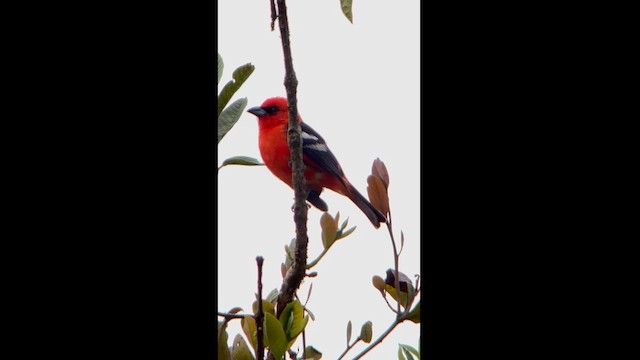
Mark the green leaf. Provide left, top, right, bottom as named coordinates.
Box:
left=218, top=321, right=231, bottom=360
left=279, top=302, right=295, bottom=333
left=320, top=212, right=338, bottom=249
left=302, top=304, right=315, bottom=321
left=405, top=300, right=420, bottom=323
left=266, top=288, right=279, bottom=304
left=263, top=312, right=287, bottom=360
left=217, top=62, right=255, bottom=117
left=360, top=321, right=373, bottom=343
left=399, top=344, right=420, bottom=359
left=340, top=0, right=353, bottom=23
left=217, top=53, right=224, bottom=85
left=405, top=281, right=416, bottom=310
left=284, top=238, right=296, bottom=268
left=279, top=301, right=308, bottom=342
left=231, top=334, right=255, bottom=360
left=218, top=97, right=247, bottom=144
left=339, top=216, right=347, bottom=231
left=398, top=346, right=406, bottom=360
left=346, top=320, right=352, bottom=345
left=219, top=156, right=264, bottom=170
left=241, top=316, right=258, bottom=351
left=252, top=299, right=275, bottom=317
left=402, top=348, right=415, bottom=360
left=303, top=346, right=322, bottom=360
left=372, top=275, right=386, bottom=294
left=337, top=225, right=356, bottom=240
left=385, top=269, right=414, bottom=309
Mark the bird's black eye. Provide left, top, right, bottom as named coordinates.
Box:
left=265, top=106, right=279, bottom=114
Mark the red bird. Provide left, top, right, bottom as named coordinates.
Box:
left=247, top=97, right=387, bottom=228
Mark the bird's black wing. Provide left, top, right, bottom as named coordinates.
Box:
left=300, top=122, right=348, bottom=187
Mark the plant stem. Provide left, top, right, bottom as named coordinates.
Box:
left=337, top=337, right=361, bottom=360
left=386, top=213, right=403, bottom=317
left=305, top=247, right=329, bottom=269
left=352, top=319, right=402, bottom=360
left=256, top=256, right=265, bottom=360
left=217, top=311, right=253, bottom=320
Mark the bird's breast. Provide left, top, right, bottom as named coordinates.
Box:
left=259, top=125, right=292, bottom=185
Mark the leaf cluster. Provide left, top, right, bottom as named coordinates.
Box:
left=217, top=53, right=263, bottom=172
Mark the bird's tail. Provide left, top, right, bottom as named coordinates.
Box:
left=347, top=185, right=387, bottom=229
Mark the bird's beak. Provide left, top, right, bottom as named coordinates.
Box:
left=247, top=106, right=267, bottom=117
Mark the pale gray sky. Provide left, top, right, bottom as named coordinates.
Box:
left=218, top=1, right=420, bottom=358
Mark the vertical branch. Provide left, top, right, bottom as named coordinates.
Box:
left=255, top=256, right=265, bottom=360
left=274, top=0, right=309, bottom=318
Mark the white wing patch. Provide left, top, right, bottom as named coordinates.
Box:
left=304, top=143, right=329, bottom=152
left=301, top=131, right=319, bottom=141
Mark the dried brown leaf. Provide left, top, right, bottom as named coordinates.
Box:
left=367, top=175, right=390, bottom=216
left=371, top=158, right=390, bottom=189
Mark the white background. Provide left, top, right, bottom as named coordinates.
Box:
left=218, top=1, right=420, bottom=358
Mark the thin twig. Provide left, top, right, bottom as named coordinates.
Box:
left=301, top=330, right=307, bottom=359
left=256, top=256, right=265, bottom=360
left=274, top=0, right=309, bottom=319
left=305, top=247, right=329, bottom=269
left=386, top=212, right=403, bottom=317
left=337, top=337, right=361, bottom=360
left=217, top=311, right=254, bottom=320
left=381, top=294, right=399, bottom=314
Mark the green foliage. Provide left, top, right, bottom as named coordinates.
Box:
left=406, top=300, right=420, bottom=323
left=266, top=288, right=279, bottom=304
left=241, top=316, right=258, bottom=352
left=217, top=54, right=254, bottom=144
left=264, top=312, right=287, bottom=360
left=385, top=269, right=417, bottom=311
left=279, top=300, right=309, bottom=348
left=252, top=299, right=275, bottom=317
left=218, top=156, right=264, bottom=172
left=302, top=303, right=315, bottom=321
left=341, top=0, right=353, bottom=23
left=218, top=53, right=224, bottom=84
left=284, top=238, right=296, bottom=268
left=360, top=321, right=373, bottom=343
left=218, top=97, right=248, bottom=144
left=218, top=321, right=231, bottom=360
left=244, top=300, right=311, bottom=360
left=307, top=212, right=357, bottom=269
left=372, top=275, right=386, bottom=294
left=320, top=212, right=338, bottom=249
left=320, top=212, right=356, bottom=250
left=218, top=156, right=421, bottom=358
left=231, top=334, right=255, bottom=360
left=217, top=61, right=254, bottom=117
left=303, top=345, right=323, bottom=360
left=398, top=343, right=420, bottom=360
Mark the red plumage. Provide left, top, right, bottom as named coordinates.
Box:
left=247, top=97, right=386, bottom=228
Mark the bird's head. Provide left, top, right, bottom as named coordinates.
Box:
left=247, top=97, right=300, bottom=128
